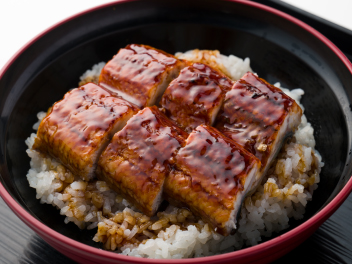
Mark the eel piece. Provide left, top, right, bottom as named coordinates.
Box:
left=164, top=125, right=261, bottom=235
left=215, top=72, right=302, bottom=190
left=99, top=44, right=188, bottom=108
left=33, top=83, right=139, bottom=181
left=97, top=106, right=188, bottom=216
left=161, top=63, right=234, bottom=133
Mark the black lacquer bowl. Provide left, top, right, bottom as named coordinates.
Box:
left=1, top=0, right=352, bottom=263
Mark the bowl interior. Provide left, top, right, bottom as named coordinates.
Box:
left=1, top=0, right=352, bottom=251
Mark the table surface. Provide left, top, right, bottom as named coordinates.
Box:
left=1, top=1, right=352, bottom=263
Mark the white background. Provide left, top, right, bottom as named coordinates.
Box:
left=0, top=0, right=352, bottom=70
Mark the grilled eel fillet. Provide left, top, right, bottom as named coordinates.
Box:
left=215, top=72, right=302, bottom=191
left=99, top=44, right=188, bottom=108
left=164, top=125, right=261, bottom=235
left=97, top=106, right=188, bottom=216
left=33, top=83, right=139, bottom=181
left=161, top=63, right=234, bottom=133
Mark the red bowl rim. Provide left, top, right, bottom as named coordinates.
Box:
left=1, top=0, right=352, bottom=263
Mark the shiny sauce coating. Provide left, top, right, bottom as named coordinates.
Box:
left=161, top=63, right=233, bottom=132
left=112, top=106, right=188, bottom=173
left=97, top=106, right=188, bottom=215
left=99, top=44, right=183, bottom=108
left=176, top=125, right=258, bottom=200
left=164, top=125, right=260, bottom=233
left=215, top=72, right=301, bottom=168
left=33, top=83, right=139, bottom=180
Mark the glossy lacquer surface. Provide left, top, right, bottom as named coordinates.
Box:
left=97, top=106, right=187, bottom=216
left=33, top=83, right=139, bottom=181
left=162, top=63, right=233, bottom=132
left=215, top=72, right=302, bottom=169
left=99, top=44, right=186, bottom=108
left=1, top=0, right=352, bottom=263
left=164, top=125, right=260, bottom=235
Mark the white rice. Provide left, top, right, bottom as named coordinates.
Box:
left=25, top=50, right=323, bottom=259
left=78, top=61, right=105, bottom=86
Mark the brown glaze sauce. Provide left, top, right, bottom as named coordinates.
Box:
left=109, top=106, right=188, bottom=173
left=215, top=72, right=299, bottom=168
left=161, top=63, right=233, bottom=132
left=99, top=44, right=180, bottom=108
left=97, top=106, right=189, bottom=215
left=176, top=125, right=259, bottom=200
left=36, top=83, right=137, bottom=150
